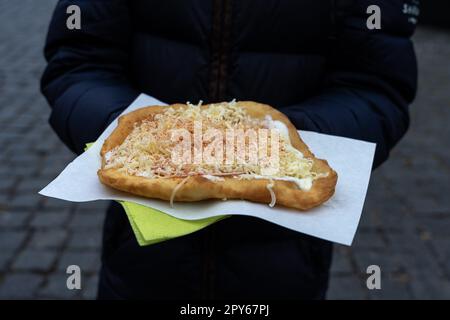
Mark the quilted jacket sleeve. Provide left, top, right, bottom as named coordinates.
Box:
left=279, top=0, right=419, bottom=168
left=41, top=0, right=139, bottom=154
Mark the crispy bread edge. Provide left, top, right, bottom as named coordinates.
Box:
left=97, top=101, right=338, bottom=210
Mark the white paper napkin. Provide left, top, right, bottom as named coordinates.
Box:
left=39, top=94, right=375, bottom=245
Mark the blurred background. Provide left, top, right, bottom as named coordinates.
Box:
left=0, top=0, right=448, bottom=299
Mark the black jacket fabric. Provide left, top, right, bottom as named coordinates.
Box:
left=41, top=0, right=418, bottom=299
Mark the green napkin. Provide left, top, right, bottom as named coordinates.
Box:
left=119, top=201, right=228, bottom=246
left=86, top=143, right=228, bottom=246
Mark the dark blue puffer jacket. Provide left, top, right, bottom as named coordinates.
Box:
left=41, top=0, right=418, bottom=299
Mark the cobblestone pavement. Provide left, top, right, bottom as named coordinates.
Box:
left=0, top=0, right=448, bottom=300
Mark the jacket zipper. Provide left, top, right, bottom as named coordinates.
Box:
left=209, top=0, right=232, bottom=102
left=204, top=0, right=232, bottom=299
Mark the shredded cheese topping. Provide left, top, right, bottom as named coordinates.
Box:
left=266, top=179, right=276, bottom=207
left=170, top=176, right=190, bottom=208
left=104, top=100, right=327, bottom=206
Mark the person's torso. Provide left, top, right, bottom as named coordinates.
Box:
left=101, top=1, right=337, bottom=299
left=128, top=0, right=337, bottom=106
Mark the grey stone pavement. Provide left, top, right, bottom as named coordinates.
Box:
left=0, top=0, right=448, bottom=300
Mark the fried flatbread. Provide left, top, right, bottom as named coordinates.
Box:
left=98, top=101, right=337, bottom=210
